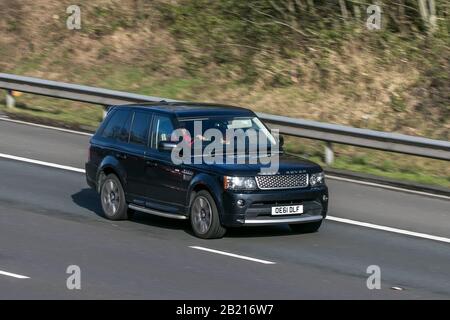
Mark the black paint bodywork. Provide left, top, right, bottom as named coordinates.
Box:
left=85, top=103, right=328, bottom=227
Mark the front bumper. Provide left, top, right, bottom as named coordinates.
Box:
left=220, top=185, right=328, bottom=227
left=243, top=214, right=323, bottom=225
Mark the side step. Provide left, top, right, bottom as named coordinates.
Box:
left=128, top=204, right=188, bottom=220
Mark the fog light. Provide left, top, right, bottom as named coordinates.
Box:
left=237, top=199, right=245, bottom=207
left=323, top=195, right=328, bottom=202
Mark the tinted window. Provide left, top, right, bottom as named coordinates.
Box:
left=117, top=112, right=133, bottom=143
left=101, top=109, right=130, bottom=140
left=151, top=115, right=175, bottom=149
left=129, top=112, right=151, bottom=146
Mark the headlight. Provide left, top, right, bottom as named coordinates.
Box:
left=309, top=172, right=325, bottom=187
left=224, top=176, right=257, bottom=190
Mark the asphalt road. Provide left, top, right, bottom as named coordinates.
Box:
left=0, top=118, right=449, bottom=299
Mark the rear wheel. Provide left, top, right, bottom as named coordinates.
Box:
left=289, top=220, right=322, bottom=233
left=100, top=173, right=129, bottom=220
left=190, top=191, right=226, bottom=239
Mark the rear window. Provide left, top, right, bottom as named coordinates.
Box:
left=101, top=109, right=131, bottom=140
left=129, top=111, right=151, bottom=146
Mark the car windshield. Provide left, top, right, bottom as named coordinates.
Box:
left=176, top=116, right=279, bottom=154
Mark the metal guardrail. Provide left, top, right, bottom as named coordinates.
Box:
left=1, top=73, right=449, bottom=163
left=0, top=73, right=177, bottom=106
left=257, top=113, right=450, bottom=162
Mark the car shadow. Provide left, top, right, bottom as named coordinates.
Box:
left=71, top=188, right=104, bottom=217
left=71, top=188, right=189, bottom=232
left=71, top=188, right=302, bottom=238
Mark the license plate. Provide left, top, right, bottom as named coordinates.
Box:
left=271, top=205, right=303, bottom=216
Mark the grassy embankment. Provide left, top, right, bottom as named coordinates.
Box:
left=0, top=0, right=448, bottom=187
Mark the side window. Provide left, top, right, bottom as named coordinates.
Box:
left=117, top=112, right=133, bottom=143
left=129, top=111, right=151, bottom=146
left=151, top=115, right=175, bottom=149
left=101, top=109, right=130, bottom=140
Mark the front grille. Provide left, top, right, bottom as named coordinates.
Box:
left=255, top=174, right=309, bottom=190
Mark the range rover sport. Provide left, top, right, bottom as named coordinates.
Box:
left=85, top=102, right=329, bottom=239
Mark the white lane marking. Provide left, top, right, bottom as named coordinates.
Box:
left=0, top=153, right=85, bottom=173
left=0, top=270, right=30, bottom=279
left=189, top=246, right=276, bottom=265
left=326, top=174, right=450, bottom=200
left=0, top=152, right=449, bottom=244
left=0, top=117, right=93, bottom=136
left=327, top=215, right=450, bottom=244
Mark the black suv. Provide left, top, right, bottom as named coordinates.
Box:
left=86, top=103, right=328, bottom=238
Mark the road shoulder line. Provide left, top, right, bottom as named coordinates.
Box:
left=326, top=175, right=450, bottom=200
left=0, top=117, right=93, bottom=136
left=327, top=215, right=450, bottom=244
left=0, top=153, right=85, bottom=173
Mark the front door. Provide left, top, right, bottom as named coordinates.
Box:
left=145, top=114, right=187, bottom=213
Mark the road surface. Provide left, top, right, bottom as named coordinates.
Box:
left=0, top=118, right=449, bottom=299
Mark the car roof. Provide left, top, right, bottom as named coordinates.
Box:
left=112, top=102, right=255, bottom=118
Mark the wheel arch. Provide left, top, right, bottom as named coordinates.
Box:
left=186, top=174, right=224, bottom=218
left=96, top=156, right=127, bottom=193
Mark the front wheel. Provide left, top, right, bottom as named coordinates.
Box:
left=190, top=191, right=226, bottom=239
left=289, top=220, right=322, bottom=234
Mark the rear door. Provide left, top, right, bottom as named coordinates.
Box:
left=88, top=108, right=131, bottom=186
left=95, top=108, right=132, bottom=172
left=119, top=110, right=152, bottom=202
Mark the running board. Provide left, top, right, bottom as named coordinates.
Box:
left=128, top=204, right=188, bottom=220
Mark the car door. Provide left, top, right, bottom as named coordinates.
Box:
left=120, top=110, right=152, bottom=202
left=98, top=108, right=131, bottom=162
left=145, top=113, right=187, bottom=212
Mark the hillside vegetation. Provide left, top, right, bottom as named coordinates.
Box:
left=0, top=0, right=449, bottom=187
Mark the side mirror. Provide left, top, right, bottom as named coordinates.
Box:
left=158, top=141, right=177, bottom=152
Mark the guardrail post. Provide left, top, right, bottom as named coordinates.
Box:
left=324, top=142, right=334, bottom=166
left=6, top=90, right=15, bottom=109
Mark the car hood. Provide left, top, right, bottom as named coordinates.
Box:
left=190, top=152, right=322, bottom=176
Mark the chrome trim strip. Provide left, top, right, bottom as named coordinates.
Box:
left=255, top=174, right=309, bottom=190
left=128, top=204, right=188, bottom=220
left=244, top=215, right=323, bottom=225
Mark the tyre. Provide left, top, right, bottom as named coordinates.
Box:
left=100, top=173, right=129, bottom=220
left=289, top=220, right=322, bottom=233
left=190, top=190, right=226, bottom=239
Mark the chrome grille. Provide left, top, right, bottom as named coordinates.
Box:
left=255, top=174, right=309, bottom=190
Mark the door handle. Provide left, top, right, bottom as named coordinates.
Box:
left=146, top=160, right=158, bottom=167
left=116, top=153, right=127, bottom=160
